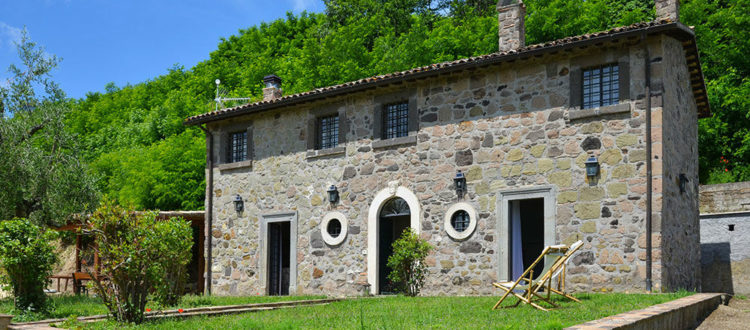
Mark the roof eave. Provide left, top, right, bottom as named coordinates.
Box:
left=184, top=21, right=708, bottom=126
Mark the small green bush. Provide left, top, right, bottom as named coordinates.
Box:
left=387, top=228, right=432, bottom=296
left=84, top=200, right=192, bottom=323
left=152, top=219, right=193, bottom=307
left=0, top=219, right=58, bottom=312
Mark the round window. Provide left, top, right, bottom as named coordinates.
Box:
left=327, top=219, right=342, bottom=238
left=321, top=211, right=348, bottom=246
left=444, top=202, right=477, bottom=240
left=450, top=210, right=470, bottom=232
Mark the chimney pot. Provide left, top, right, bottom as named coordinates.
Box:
left=497, top=0, right=525, bottom=53
left=655, top=0, right=679, bottom=21
left=262, top=74, right=282, bottom=101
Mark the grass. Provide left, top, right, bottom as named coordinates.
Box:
left=80, top=291, right=693, bottom=330
left=0, top=294, right=326, bottom=322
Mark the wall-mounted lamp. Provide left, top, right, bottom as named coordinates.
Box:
left=584, top=156, right=600, bottom=179
left=233, top=194, right=244, bottom=213
left=327, top=185, right=339, bottom=204
left=454, top=170, right=466, bottom=199
left=679, top=173, right=689, bottom=194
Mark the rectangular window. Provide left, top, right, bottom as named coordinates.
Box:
left=383, top=102, right=409, bottom=139
left=229, top=131, right=247, bottom=163
left=317, top=114, right=339, bottom=150
left=582, top=64, right=619, bottom=109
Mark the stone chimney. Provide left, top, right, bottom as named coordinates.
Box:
left=497, top=0, right=525, bottom=52
left=655, top=0, right=679, bottom=21
left=262, top=74, right=282, bottom=101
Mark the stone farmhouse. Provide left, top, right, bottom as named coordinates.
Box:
left=184, top=0, right=710, bottom=296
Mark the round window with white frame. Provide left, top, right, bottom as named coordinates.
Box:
left=321, top=211, right=348, bottom=246
left=444, top=202, right=477, bottom=240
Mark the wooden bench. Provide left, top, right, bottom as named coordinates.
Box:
left=49, top=274, right=73, bottom=293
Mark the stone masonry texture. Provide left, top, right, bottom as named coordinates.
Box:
left=204, top=34, right=700, bottom=296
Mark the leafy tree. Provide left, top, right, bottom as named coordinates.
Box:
left=84, top=200, right=193, bottom=323
left=0, top=219, right=58, bottom=312
left=0, top=30, right=98, bottom=225
left=682, top=0, right=750, bottom=183
left=387, top=228, right=432, bottom=296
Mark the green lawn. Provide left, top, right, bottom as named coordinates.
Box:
left=80, top=292, right=692, bottom=330
left=0, top=294, right=326, bottom=322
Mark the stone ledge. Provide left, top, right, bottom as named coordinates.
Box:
left=372, top=135, right=417, bottom=149
left=216, top=160, right=253, bottom=171
left=306, top=147, right=346, bottom=159
left=569, top=103, right=631, bottom=121
left=565, top=293, right=727, bottom=330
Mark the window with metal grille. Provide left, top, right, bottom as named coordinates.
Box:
left=229, top=131, right=247, bottom=163
left=451, top=210, right=470, bottom=232
left=317, top=114, right=339, bottom=149
left=582, top=64, right=619, bottom=109
left=383, top=102, right=409, bottom=139
left=327, top=219, right=342, bottom=238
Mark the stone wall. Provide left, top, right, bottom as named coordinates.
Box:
left=700, top=182, right=750, bottom=214
left=204, top=34, right=698, bottom=296
left=658, top=36, right=701, bottom=291
left=700, top=181, right=750, bottom=295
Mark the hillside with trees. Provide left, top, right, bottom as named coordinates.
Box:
left=63, top=0, right=749, bottom=211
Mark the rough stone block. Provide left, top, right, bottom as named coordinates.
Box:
left=607, top=182, right=628, bottom=197
left=575, top=202, right=601, bottom=219
left=600, top=149, right=623, bottom=165
left=558, top=191, right=578, bottom=204
left=548, top=171, right=572, bottom=187
left=507, top=148, right=524, bottom=161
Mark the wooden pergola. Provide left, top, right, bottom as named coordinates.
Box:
left=51, top=211, right=205, bottom=294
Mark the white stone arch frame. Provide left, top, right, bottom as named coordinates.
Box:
left=367, top=182, right=421, bottom=294
left=321, top=211, right=348, bottom=246
left=444, top=202, right=478, bottom=240
left=495, top=185, right=556, bottom=282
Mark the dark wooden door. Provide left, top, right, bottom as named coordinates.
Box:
left=268, top=221, right=290, bottom=296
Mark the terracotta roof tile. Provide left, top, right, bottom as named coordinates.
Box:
left=185, top=19, right=709, bottom=125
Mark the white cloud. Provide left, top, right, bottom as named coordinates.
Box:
left=0, top=22, right=22, bottom=51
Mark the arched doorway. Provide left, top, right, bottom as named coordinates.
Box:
left=367, top=183, right=421, bottom=294
left=378, top=198, right=411, bottom=294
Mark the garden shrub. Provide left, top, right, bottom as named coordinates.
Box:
left=152, top=219, right=193, bottom=307
left=84, top=200, right=192, bottom=323
left=0, top=219, right=58, bottom=312
left=387, top=228, right=432, bottom=296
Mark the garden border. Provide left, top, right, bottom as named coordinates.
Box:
left=564, top=293, right=728, bottom=330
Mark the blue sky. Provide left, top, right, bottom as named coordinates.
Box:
left=0, top=0, right=325, bottom=99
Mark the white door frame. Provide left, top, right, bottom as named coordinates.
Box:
left=260, top=211, right=298, bottom=295
left=495, top=185, right=556, bottom=282
left=367, top=182, right=421, bottom=294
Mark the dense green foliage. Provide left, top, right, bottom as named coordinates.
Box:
left=84, top=200, right=193, bottom=323
left=61, top=0, right=748, bottom=211
left=387, top=228, right=432, bottom=296
left=151, top=218, right=194, bottom=307
left=0, top=219, right=58, bottom=312
left=0, top=31, right=98, bottom=225
left=682, top=0, right=750, bottom=183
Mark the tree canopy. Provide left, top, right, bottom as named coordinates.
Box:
left=60, top=0, right=748, bottom=211
left=0, top=30, right=98, bottom=225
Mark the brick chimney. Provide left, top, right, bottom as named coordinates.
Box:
left=497, top=0, right=525, bottom=52
left=655, top=0, right=679, bottom=21
left=262, top=74, right=282, bottom=101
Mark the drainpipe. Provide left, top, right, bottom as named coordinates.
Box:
left=200, top=125, right=214, bottom=295
left=642, top=33, right=653, bottom=293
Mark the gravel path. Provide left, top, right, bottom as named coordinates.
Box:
left=697, top=297, right=750, bottom=329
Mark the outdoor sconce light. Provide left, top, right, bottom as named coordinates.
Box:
left=679, top=173, right=689, bottom=194
left=233, top=194, right=244, bottom=213
left=584, top=156, right=600, bottom=179
left=454, top=170, right=466, bottom=199
left=327, top=185, right=339, bottom=204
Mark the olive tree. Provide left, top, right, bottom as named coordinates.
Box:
left=0, top=29, right=98, bottom=226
